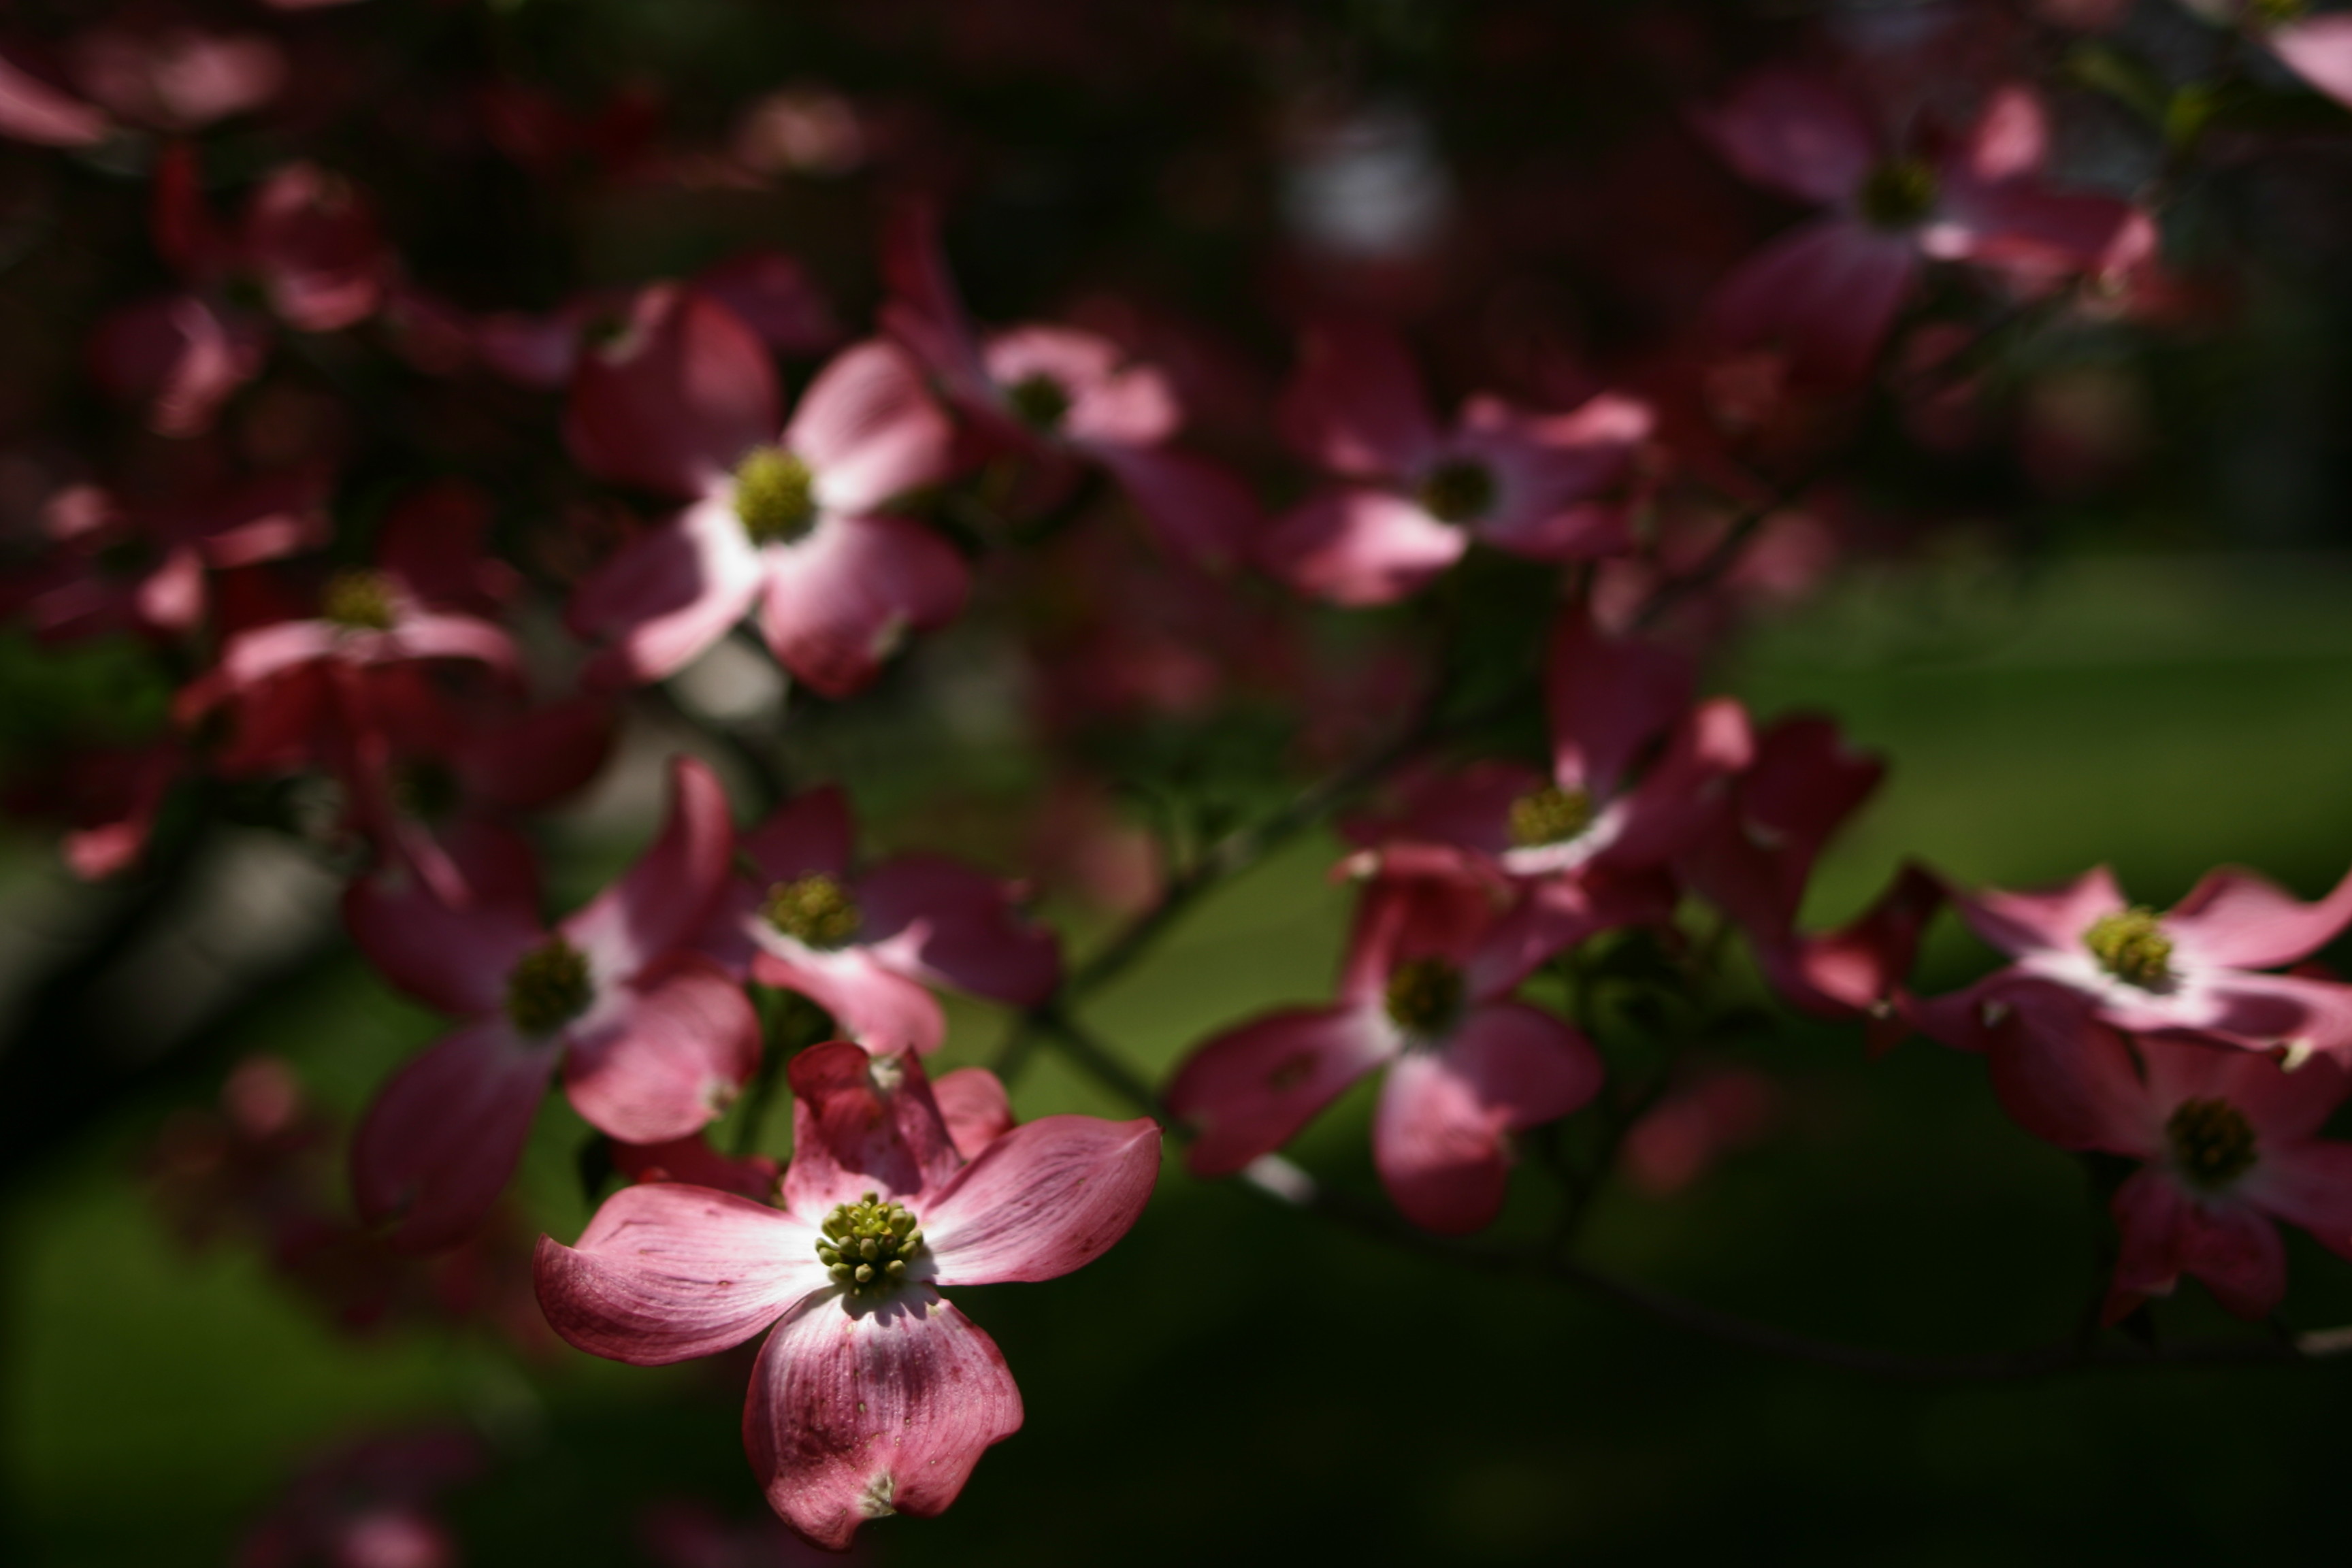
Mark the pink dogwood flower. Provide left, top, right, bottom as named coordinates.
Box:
left=1750, top=862, right=1944, bottom=1056
left=1920, top=862, right=2352, bottom=1063
left=1698, top=70, right=2144, bottom=382
left=1987, top=1008, right=2352, bottom=1322
left=881, top=203, right=1257, bottom=568
left=1259, top=322, right=1652, bottom=606
left=535, top=1041, right=1160, bottom=1548
left=1343, top=608, right=1750, bottom=891
left=346, top=756, right=759, bottom=1250
left=1678, top=713, right=1885, bottom=938
left=1165, top=873, right=1605, bottom=1234
left=2249, top=4, right=2352, bottom=112
left=699, top=785, right=1060, bottom=1055
left=566, top=287, right=963, bottom=697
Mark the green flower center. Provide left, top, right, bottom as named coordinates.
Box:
left=504, top=937, right=593, bottom=1036
left=1859, top=159, right=1939, bottom=231
left=1416, top=457, right=1497, bottom=524
left=1508, top=785, right=1595, bottom=848
left=764, top=874, right=862, bottom=949
left=2084, top=906, right=2173, bottom=988
left=817, top=1191, right=926, bottom=1294
left=733, top=447, right=819, bottom=546
left=321, top=570, right=396, bottom=631
left=1006, top=372, right=1073, bottom=433
left=2166, top=1096, right=2257, bottom=1190
left=1384, top=956, right=1465, bottom=1036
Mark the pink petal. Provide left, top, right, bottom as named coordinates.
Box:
left=1926, top=178, right=2139, bottom=276
left=692, top=248, right=840, bottom=356
left=1598, top=696, right=1754, bottom=868
left=343, top=864, right=544, bottom=1016
left=788, top=339, right=954, bottom=514
left=781, top=1042, right=962, bottom=1221
left=457, top=697, right=616, bottom=811
left=564, top=754, right=739, bottom=982
left=751, top=943, right=947, bottom=1056
left=2161, top=863, right=2352, bottom=970
left=755, top=514, right=969, bottom=699
left=877, top=201, right=997, bottom=410
left=0, top=48, right=108, bottom=146
left=932, top=1067, right=1015, bottom=1161
left=858, top=854, right=1061, bottom=1007
left=1754, top=861, right=1944, bottom=1024
left=569, top=500, right=766, bottom=689
left=1544, top=606, right=1695, bottom=799
left=562, top=957, right=762, bottom=1144
left=352, top=1017, right=558, bottom=1252
left=1165, top=1004, right=1393, bottom=1177
left=2244, top=1142, right=2352, bottom=1264
left=1710, top=220, right=1918, bottom=386
left=1275, top=321, right=1439, bottom=478
left=2106, top=1166, right=2187, bottom=1318
left=2270, top=16, right=2352, bottom=112
left=740, top=786, right=858, bottom=881
left=534, top=1183, right=826, bottom=1365
left=1258, top=487, right=1466, bottom=607
left=2176, top=1195, right=2288, bottom=1320
left=1683, top=715, right=1884, bottom=935
left=1455, top=392, right=1650, bottom=559
left=88, top=294, right=267, bottom=438
left=611, top=1134, right=780, bottom=1201
left=2140, top=971, right=2352, bottom=1058
left=565, top=285, right=779, bottom=496
left=1983, top=1002, right=2158, bottom=1156
left=1697, top=66, right=1878, bottom=206
left=924, top=1115, right=1160, bottom=1284
left=218, top=618, right=341, bottom=686
left=745, top=1294, right=1022, bottom=1551
left=1963, top=83, right=2050, bottom=183
left=983, top=325, right=1183, bottom=446
left=1090, top=444, right=1258, bottom=570
left=2144, top=1039, right=2351, bottom=1147
left=380, top=611, right=520, bottom=678
left=242, top=163, right=385, bottom=332
left=134, top=546, right=206, bottom=632
left=1372, top=1002, right=1603, bottom=1235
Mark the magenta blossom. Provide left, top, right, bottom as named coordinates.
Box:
left=1165, top=873, right=1604, bottom=1234
left=536, top=1042, right=1160, bottom=1549
left=1343, top=608, right=1748, bottom=889
left=881, top=203, right=1256, bottom=568
left=566, top=287, right=962, bottom=697
left=1988, top=1009, right=2352, bottom=1322
left=699, top=785, right=1060, bottom=1055
left=1919, top=862, right=2352, bottom=1064
left=1258, top=322, right=1652, bottom=606
left=346, top=756, right=758, bottom=1250
left=1698, top=70, right=2143, bottom=383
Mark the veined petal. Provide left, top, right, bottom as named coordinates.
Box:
left=1259, top=487, right=1465, bottom=607
left=535, top=1184, right=826, bottom=1365
left=932, top=1067, right=1015, bottom=1161
left=756, top=514, right=969, bottom=699
left=781, top=1042, right=961, bottom=1221
left=352, top=1017, right=557, bottom=1252
left=561, top=957, right=761, bottom=1144
left=745, top=1293, right=1022, bottom=1552
left=791, top=339, right=954, bottom=515
left=924, top=1115, right=1160, bottom=1284
left=2162, top=862, right=2352, bottom=971
left=1165, top=1004, right=1392, bottom=1177
left=751, top=942, right=947, bottom=1056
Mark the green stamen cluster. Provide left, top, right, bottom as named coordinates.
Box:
left=764, top=874, right=862, bottom=949
left=321, top=570, right=396, bottom=631
left=2084, top=906, right=2173, bottom=988
left=1416, top=457, right=1497, bottom=524
left=817, top=1192, right=925, bottom=1294
left=1385, top=956, right=1465, bottom=1036
left=2166, top=1096, right=2257, bottom=1190
left=733, top=447, right=819, bottom=545
left=1859, top=159, right=1939, bottom=231
left=1006, top=372, right=1073, bottom=433
left=1509, top=785, right=1595, bottom=848
left=504, top=937, right=593, bottom=1035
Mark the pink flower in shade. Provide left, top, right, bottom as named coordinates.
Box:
left=881, top=203, right=1258, bottom=569
left=235, top=1426, right=481, bottom=1568
left=1258, top=322, right=1652, bottom=606
left=1916, top=863, right=2352, bottom=1064
left=2257, top=7, right=2352, bottom=112
left=1164, top=874, right=1606, bottom=1235
left=698, top=785, right=1061, bottom=1056
left=1697, top=69, right=2144, bottom=383
left=12, top=465, right=329, bottom=643
left=566, top=287, right=963, bottom=697
left=1750, top=861, right=1944, bottom=1056
left=1343, top=608, right=1750, bottom=893
left=346, top=756, right=760, bottom=1250
left=1987, top=1008, right=2352, bottom=1322
left=1616, top=1064, right=1781, bottom=1198
left=535, top=1042, right=1161, bottom=1550
left=640, top=1498, right=850, bottom=1568
left=1678, top=713, right=1886, bottom=938
left=0, top=43, right=110, bottom=146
